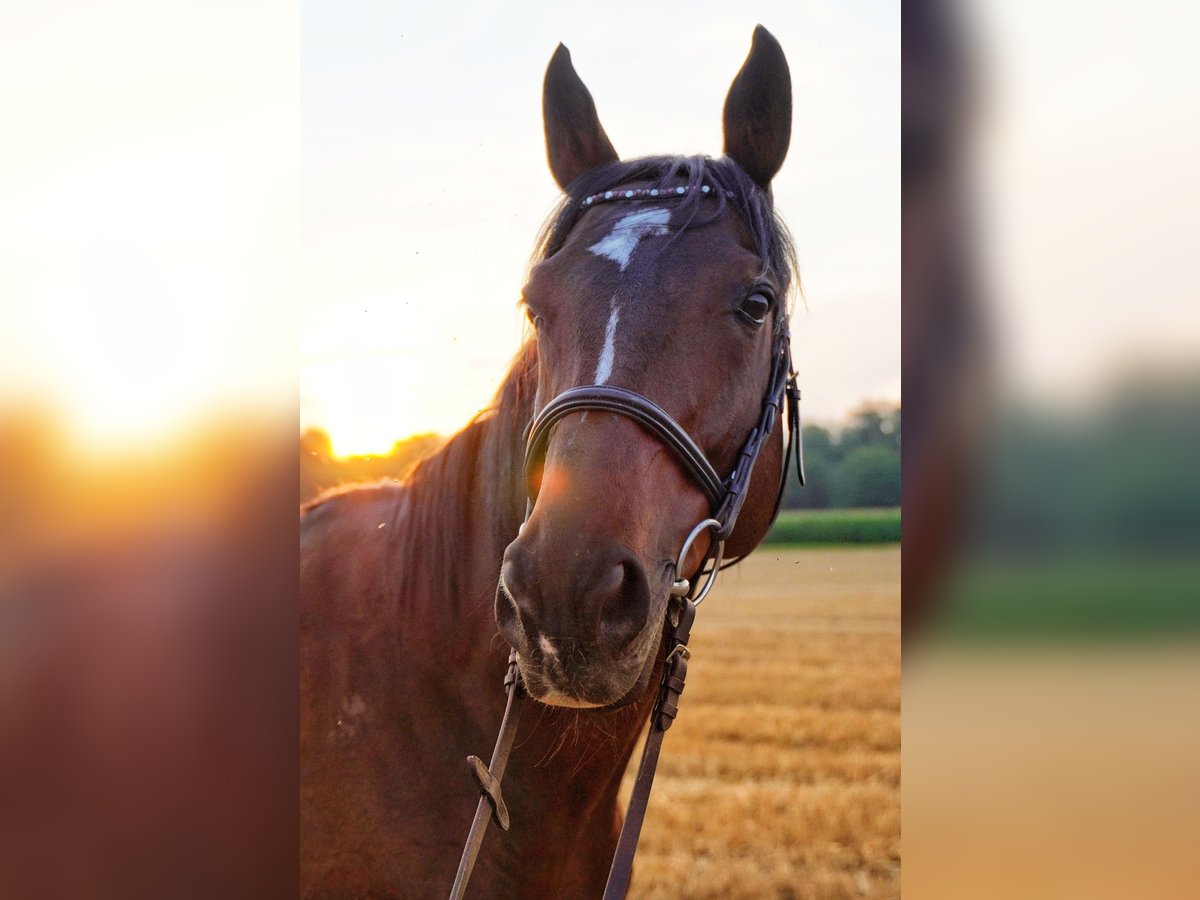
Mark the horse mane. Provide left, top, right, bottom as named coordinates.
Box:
left=403, top=340, right=537, bottom=553
left=528, top=154, right=800, bottom=334
left=301, top=341, right=536, bottom=615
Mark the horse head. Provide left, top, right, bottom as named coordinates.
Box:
left=496, top=27, right=799, bottom=708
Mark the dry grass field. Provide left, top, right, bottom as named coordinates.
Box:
left=624, top=546, right=900, bottom=899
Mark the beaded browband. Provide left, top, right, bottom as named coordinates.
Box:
left=580, top=183, right=736, bottom=208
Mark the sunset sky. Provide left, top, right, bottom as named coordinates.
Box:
left=7, top=2, right=1187, bottom=460
left=2, top=2, right=297, bottom=457
left=300, top=1, right=901, bottom=456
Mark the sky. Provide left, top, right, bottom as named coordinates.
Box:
left=1, top=2, right=298, bottom=456
left=5, top=1, right=1196, bottom=460
left=300, top=0, right=902, bottom=456
left=966, top=0, right=1200, bottom=406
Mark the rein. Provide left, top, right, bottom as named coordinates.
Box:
left=449, top=184, right=804, bottom=898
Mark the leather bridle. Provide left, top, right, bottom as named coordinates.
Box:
left=449, top=186, right=805, bottom=899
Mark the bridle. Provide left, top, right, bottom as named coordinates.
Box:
left=450, top=182, right=805, bottom=899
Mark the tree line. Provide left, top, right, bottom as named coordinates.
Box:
left=301, top=401, right=901, bottom=510
left=782, top=404, right=901, bottom=510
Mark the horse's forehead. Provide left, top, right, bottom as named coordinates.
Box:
left=570, top=201, right=733, bottom=248
left=586, top=207, right=672, bottom=272
left=550, top=203, right=758, bottom=292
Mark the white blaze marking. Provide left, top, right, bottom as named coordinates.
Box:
left=587, top=207, right=670, bottom=385
left=594, top=305, right=620, bottom=384
left=538, top=636, right=557, bottom=660
left=587, top=207, right=670, bottom=271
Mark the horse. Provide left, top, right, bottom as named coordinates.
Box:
left=301, top=26, right=800, bottom=898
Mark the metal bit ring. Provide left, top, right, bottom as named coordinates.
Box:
left=670, top=517, right=724, bottom=606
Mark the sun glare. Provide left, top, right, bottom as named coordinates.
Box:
left=302, top=355, right=425, bottom=459
left=326, top=421, right=407, bottom=460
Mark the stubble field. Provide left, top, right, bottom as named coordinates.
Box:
left=624, top=546, right=901, bottom=899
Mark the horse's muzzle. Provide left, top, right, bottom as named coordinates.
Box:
left=495, top=531, right=663, bottom=707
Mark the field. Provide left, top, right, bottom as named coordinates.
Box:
left=764, top=508, right=901, bottom=545
left=624, top=546, right=901, bottom=899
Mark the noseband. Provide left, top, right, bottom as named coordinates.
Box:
left=450, top=183, right=805, bottom=899
left=524, top=319, right=804, bottom=598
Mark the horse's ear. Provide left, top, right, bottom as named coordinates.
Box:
left=543, top=44, right=619, bottom=190
left=722, top=26, right=792, bottom=188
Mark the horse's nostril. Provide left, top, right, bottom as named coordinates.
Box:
left=593, top=559, right=649, bottom=648
left=497, top=554, right=542, bottom=656
left=500, top=558, right=536, bottom=624
left=595, top=562, right=625, bottom=602
left=499, top=559, right=519, bottom=602
left=498, top=535, right=651, bottom=652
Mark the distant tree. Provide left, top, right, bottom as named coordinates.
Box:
left=300, top=428, right=332, bottom=462
left=389, top=434, right=445, bottom=471
left=840, top=404, right=901, bottom=455
left=801, top=423, right=837, bottom=463
left=832, top=446, right=901, bottom=508
left=782, top=424, right=835, bottom=509
left=299, top=429, right=447, bottom=505
left=780, top=405, right=901, bottom=510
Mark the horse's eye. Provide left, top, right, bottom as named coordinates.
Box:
left=739, top=292, right=772, bottom=325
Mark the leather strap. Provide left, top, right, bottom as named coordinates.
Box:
left=710, top=330, right=791, bottom=539
left=602, top=599, right=696, bottom=899
left=447, top=602, right=698, bottom=900
left=524, top=329, right=796, bottom=544
left=525, top=386, right=725, bottom=510
left=717, top=374, right=805, bottom=572
left=449, top=652, right=525, bottom=900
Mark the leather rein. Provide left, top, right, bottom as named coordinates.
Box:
left=450, top=191, right=804, bottom=900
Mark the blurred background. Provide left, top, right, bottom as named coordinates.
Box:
left=904, top=0, right=1200, bottom=897
left=1, top=1, right=300, bottom=895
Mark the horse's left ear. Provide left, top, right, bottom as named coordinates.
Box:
left=543, top=44, right=619, bottom=190
left=723, top=26, right=792, bottom=188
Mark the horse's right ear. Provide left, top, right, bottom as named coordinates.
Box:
left=543, top=44, right=618, bottom=191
